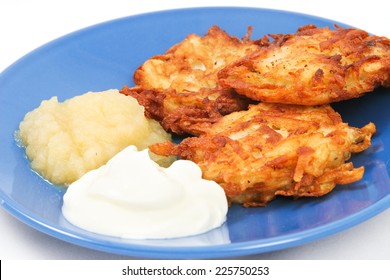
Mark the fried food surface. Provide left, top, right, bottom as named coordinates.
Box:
left=123, top=25, right=265, bottom=135
left=134, top=25, right=265, bottom=92
left=218, top=24, right=390, bottom=105
left=121, top=86, right=251, bottom=136
left=150, top=103, right=376, bottom=207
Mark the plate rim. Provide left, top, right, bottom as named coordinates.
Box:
left=3, top=194, right=390, bottom=258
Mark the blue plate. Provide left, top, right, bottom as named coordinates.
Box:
left=1, top=7, right=390, bottom=259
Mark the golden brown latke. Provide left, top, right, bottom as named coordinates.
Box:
left=218, top=24, right=390, bottom=105
left=134, top=25, right=265, bottom=91
left=150, top=103, right=376, bottom=207
left=122, top=25, right=265, bottom=135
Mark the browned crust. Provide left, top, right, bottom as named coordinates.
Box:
left=218, top=24, right=390, bottom=105
left=150, top=103, right=376, bottom=207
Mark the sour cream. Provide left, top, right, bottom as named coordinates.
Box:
left=61, top=146, right=228, bottom=239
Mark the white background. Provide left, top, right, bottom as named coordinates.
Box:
left=1, top=0, right=390, bottom=259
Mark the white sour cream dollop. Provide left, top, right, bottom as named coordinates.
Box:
left=61, top=145, right=228, bottom=239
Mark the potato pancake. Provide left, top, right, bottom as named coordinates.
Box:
left=218, top=24, right=390, bottom=105
left=134, top=25, right=265, bottom=91
left=150, top=103, right=376, bottom=207
left=122, top=25, right=265, bottom=135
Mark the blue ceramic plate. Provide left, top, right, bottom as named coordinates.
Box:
left=1, top=7, right=390, bottom=259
